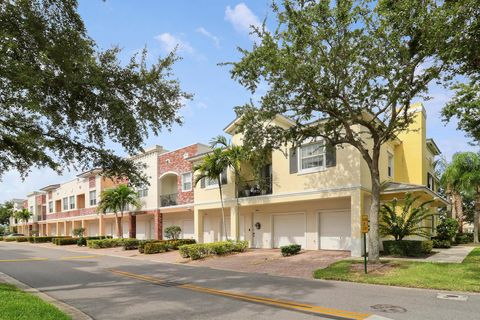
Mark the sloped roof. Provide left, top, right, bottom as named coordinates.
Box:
left=381, top=182, right=448, bottom=205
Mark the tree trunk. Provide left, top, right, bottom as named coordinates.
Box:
left=474, top=187, right=480, bottom=243
left=115, top=214, right=122, bottom=239
left=368, top=152, right=381, bottom=263
left=218, top=178, right=228, bottom=241
left=453, top=191, right=464, bottom=233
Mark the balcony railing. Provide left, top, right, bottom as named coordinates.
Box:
left=238, top=177, right=272, bottom=198
left=160, top=193, right=178, bottom=207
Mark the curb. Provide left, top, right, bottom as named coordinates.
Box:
left=0, top=271, right=92, bottom=320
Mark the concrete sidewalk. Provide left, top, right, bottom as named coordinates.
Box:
left=424, top=246, right=474, bottom=263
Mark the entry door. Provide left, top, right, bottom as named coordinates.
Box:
left=252, top=213, right=263, bottom=248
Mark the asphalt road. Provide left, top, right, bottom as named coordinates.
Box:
left=0, top=242, right=479, bottom=320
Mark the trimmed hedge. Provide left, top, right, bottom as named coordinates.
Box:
left=137, top=239, right=196, bottom=253
left=52, top=238, right=78, bottom=246
left=87, top=238, right=134, bottom=249
left=122, top=239, right=140, bottom=250
left=179, top=241, right=248, bottom=260
left=144, top=242, right=169, bottom=254
left=4, top=237, right=17, bottom=242
left=15, top=237, right=29, bottom=242
left=383, top=240, right=433, bottom=257
left=433, top=239, right=451, bottom=248
left=455, top=233, right=474, bottom=244
left=280, top=244, right=301, bottom=257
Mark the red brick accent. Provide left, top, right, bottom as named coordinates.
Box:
left=23, top=200, right=28, bottom=209
left=158, top=144, right=200, bottom=205
left=154, top=211, right=163, bottom=240
left=36, top=195, right=46, bottom=205
left=48, top=191, right=53, bottom=200
left=47, top=207, right=96, bottom=220
left=129, top=214, right=136, bottom=238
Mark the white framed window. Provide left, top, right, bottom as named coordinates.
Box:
left=387, top=152, right=394, bottom=178
left=89, top=190, right=97, bottom=206
left=182, top=172, right=192, bottom=191
left=62, top=197, right=68, bottom=211
left=138, top=188, right=148, bottom=198
left=48, top=201, right=53, bottom=213
left=205, top=177, right=218, bottom=188
left=69, top=196, right=75, bottom=209
left=299, top=141, right=326, bottom=172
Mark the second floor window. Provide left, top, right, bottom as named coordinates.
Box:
left=299, top=142, right=325, bottom=172
left=182, top=172, right=192, bottom=191
left=388, top=152, right=394, bottom=178
left=427, top=173, right=434, bottom=190
left=138, top=188, right=148, bottom=198
left=48, top=201, right=53, bottom=213
left=62, top=197, right=68, bottom=211
left=89, top=190, right=96, bottom=206
left=69, top=196, right=75, bottom=209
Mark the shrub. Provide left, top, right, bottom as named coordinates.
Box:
left=179, top=241, right=248, bottom=260
left=433, top=239, right=451, bottom=248
left=455, top=233, right=473, bottom=244
left=87, top=238, right=129, bottom=249
left=280, top=244, right=301, bottom=256
left=122, top=238, right=140, bottom=250
left=138, top=240, right=162, bottom=253
left=164, top=225, right=182, bottom=240
left=73, top=228, right=85, bottom=237
left=52, top=238, right=78, bottom=245
left=436, top=218, right=458, bottom=241
left=143, top=242, right=169, bottom=254
left=4, top=237, right=16, bottom=242
left=382, top=240, right=433, bottom=257
left=77, top=237, right=87, bottom=246
left=165, top=239, right=196, bottom=250
left=15, top=237, right=28, bottom=242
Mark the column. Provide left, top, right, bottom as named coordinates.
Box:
left=153, top=211, right=163, bottom=240
left=350, top=189, right=364, bottom=257
left=129, top=214, right=136, bottom=239
left=230, top=206, right=240, bottom=242
left=81, top=220, right=87, bottom=236
left=46, top=223, right=50, bottom=236
left=99, top=214, right=105, bottom=236
left=63, top=221, right=67, bottom=236
left=194, top=208, right=204, bottom=243
left=56, top=222, right=60, bottom=236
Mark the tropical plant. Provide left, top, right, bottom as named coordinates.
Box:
left=379, top=193, right=435, bottom=241
left=0, top=201, right=14, bottom=226
left=164, top=225, right=182, bottom=240
left=14, top=209, right=32, bottom=236
left=72, top=228, right=85, bottom=238
left=97, top=184, right=141, bottom=238
left=194, top=148, right=229, bottom=240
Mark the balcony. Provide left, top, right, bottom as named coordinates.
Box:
left=239, top=177, right=272, bottom=198
left=160, top=193, right=178, bottom=207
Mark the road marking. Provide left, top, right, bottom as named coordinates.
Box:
left=108, top=269, right=372, bottom=320
left=59, top=255, right=98, bottom=260
left=0, top=258, right=48, bottom=262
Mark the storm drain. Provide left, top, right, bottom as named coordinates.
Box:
left=370, top=304, right=407, bottom=313
left=437, top=293, right=468, bottom=301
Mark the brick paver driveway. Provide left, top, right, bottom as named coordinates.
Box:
left=187, top=249, right=350, bottom=279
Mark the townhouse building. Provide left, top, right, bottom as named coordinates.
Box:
left=190, top=104, right=447, bottom=257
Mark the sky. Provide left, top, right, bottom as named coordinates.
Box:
left=0, top=0, right=478, bottom=202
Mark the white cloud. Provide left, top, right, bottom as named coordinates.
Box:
left=155, top=33, right=194, bottom=54
left=225, top=3, right=262, bottom=40
left=196, top=27, right=220, bottom=48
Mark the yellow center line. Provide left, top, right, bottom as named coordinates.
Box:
left=108, top=269, right=372, bottom=320
left=0, top=258, right=48, bottom=262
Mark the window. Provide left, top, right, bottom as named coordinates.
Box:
left=205, top=177, right=218, bottom=188
left=89, top=190, right=97, bottom=206
left=69, top=196, right=75, bottom=209
left=29, top=206, right=33, bottom=213
left=299, top=142, right=325, bottom=172
left=387, top=152, right=394, bottom=178
left=182, top=172, right=192, bottom=191
left=48, top=201, right=53, bottom=213
left=138, top=188, right=148, bottom=198
left=427, top=173, right=434, bottom=190
left=62, top=197, right=68, bottom=211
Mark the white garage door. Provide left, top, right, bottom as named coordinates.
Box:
left=273, top=213, right=306, bottom=248
left=182, top=219, right=194, bottom=239
left=319, top=211, right=351, bottom=250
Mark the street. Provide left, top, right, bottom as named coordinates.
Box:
left=1, top=242, right=479, bottom=320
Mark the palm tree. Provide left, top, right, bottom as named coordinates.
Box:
left=379, top=193, right=435, bottom=241
left=210, top=136, right=249, bottom=241
left=194, top=147, right=230, bottom=240
left=97, top=184, right=141, bottom=238
left=441, top=156, right=465, bottom=232
left=14, top=209, right=32, bottom=236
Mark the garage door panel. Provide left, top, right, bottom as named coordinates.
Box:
left=273, top=213, right=305, bottom=248
left=319, top=211, right=351, bottom=250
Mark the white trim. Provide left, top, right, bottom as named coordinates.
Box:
left=298, top=141, right=326, bottom=174
left=159, top=171, right=179, bottom=179
left=181, top=172, right=193, bottom=192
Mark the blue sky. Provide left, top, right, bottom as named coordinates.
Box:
left=0, top=1, right=478, bottom=202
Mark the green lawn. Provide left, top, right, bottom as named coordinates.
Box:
left=314, top=247, right=480, bottom=292
left=0, top=284, right=71, bottom=320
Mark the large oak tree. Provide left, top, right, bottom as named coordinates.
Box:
left=228, top=0, right=477, bottom=262
left=0, top=0, right=191, bottom=185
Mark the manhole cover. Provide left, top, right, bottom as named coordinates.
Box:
left=437, top=293, right=468, bottom=301
left=370, top=304, right=407, bottom=313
